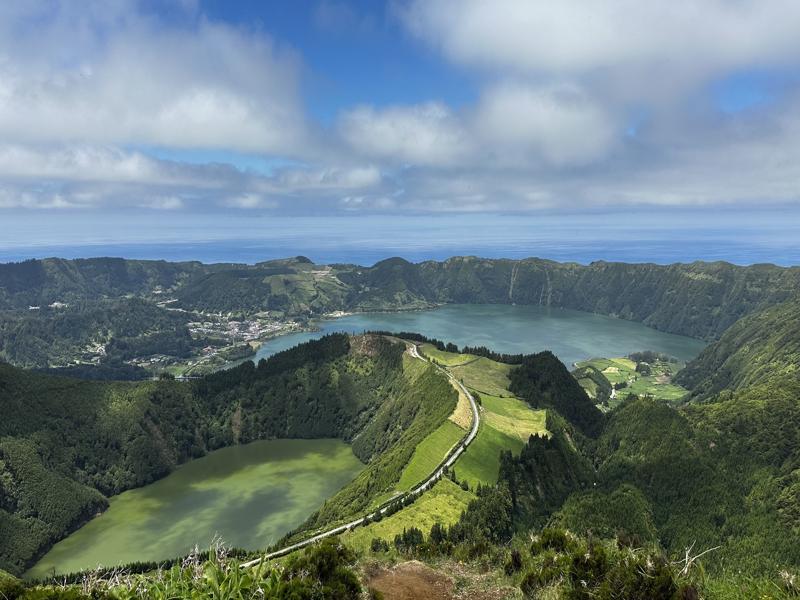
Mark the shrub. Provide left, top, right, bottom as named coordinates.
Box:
left=504, top=549, right=523, bottom=575
left=531, top=528, right=576, bottom=555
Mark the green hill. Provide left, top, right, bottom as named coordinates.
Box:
left=0, top=257, right=206, bottom=309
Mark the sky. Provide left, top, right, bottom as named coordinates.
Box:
left=0, top=1, right=799, bottom=263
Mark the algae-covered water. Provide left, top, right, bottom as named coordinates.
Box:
left=27, top=439, right=363, bottom=578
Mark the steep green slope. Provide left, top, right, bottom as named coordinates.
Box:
left=0, top=257, right=205, bottom=309
left=173, top=257, right=351, bottom=314
left=301, top=357, right=457, bottom=529
left=509, top=351, right=604, bottom=437
left=676, top=295, right=800, bottom=398
left=337, top=257, right=435, bottom=310
left=580, top=299, right=800, bottom=572
left=500, top=414, right=595, bottom=528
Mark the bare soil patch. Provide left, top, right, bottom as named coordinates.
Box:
left=367, top=561, right=453, bottom=600
left=365, top=561, right=516, bottom=600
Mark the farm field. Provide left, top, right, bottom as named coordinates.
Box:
left=396, top=420, right=465, bottom=491
left=481, top=394, right=547, bottom=443
left=419, top=346, right=549, bottom=489
left=419, top=344, right=475, bottom=366
left=450, top=356, right=515, bottom=397
left=341, top=479, right=474, bottom=553
left=575, top=356, right=690, bottom=405
left=453, top=397, right=547, bottom=488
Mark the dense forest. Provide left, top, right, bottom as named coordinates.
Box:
left=0, top=298, right=197, bottom=369
left=675, top=295, right=800, bottom=397
left=0, top=333, right=456, bottom=575
left=509, top=351, right=605, bottom=437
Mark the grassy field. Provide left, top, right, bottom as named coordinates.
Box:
left=579, top=357, right=636, bottom=385
left=419, top=344, right=475, bottom=366
left=396, top=420, right=464, bottom=490
left=453, top=419, right=522, bottom=487
left=341, top=479, right=474, bottom=552
left=448, top=384, right=473, bottom=429
left=575, top=375, right=600, bottom=399
left=414, top=346, right=549, bottom=489
left=450, top=356, right=515, bottom=397
left=575, top=356, right=689, bottom=404
left=453, top=395, right=547, bottom=488
left=402, top=350, right=428, bottom=379
left=482, top=394, right=547, bottom=442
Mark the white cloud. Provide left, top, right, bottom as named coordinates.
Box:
left=473, top=83, right=617, bottom=166
left=339, top=195, right=396, bottom=210
left=338, top=84, right=616, bottom=168
left=224, top=193, right=274, bottom=209
left=1, top=0, right=800, bottom=219
left=0, top=2, right=308, bottom=154
left=0, top=143, right=387, bottom=211
left=338, top=102, right=472, bottom=166
left=401, top=0, right=800, bottom=99
left=275, top=166, right=382, bottom=190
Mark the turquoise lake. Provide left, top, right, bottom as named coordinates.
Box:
left=255, top=304, right=706, bottom=367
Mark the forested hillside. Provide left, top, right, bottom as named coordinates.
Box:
left=0, top=258, right=205, bottom=309
left=0, top=298, right=197, bottom=369
left=676, top=295, right=800, bottom=397
left=345, top=304, right=800, bottom=586
left=0, top=333, right=455, bottom=575
left=509, top=351, right=605, bottom=437
left=493, top=297, right=800, bottom=576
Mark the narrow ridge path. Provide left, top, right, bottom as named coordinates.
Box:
left=242, top=341, right=480, bottom=567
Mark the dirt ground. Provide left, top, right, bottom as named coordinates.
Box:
left=365, top=561, right=517, bottom=600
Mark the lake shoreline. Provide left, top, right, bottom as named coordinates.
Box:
left=244, top=303, right=707, bottom=370
left=26, top=439, right=364, bottom=579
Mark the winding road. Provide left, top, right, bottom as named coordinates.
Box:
left=241, top=342, right=480, bottom=567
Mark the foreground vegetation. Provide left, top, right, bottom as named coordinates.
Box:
left=2, top=538, right=363, bottom=600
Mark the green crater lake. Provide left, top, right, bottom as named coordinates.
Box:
left=30, top=304, right=705, bottom=578
left=27, top=439, right=363, bottom=579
